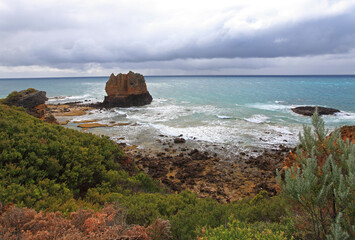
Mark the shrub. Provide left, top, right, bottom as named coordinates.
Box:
left=4, top=91, right=23, bottom=103
left=0, top=103, right=298, bottom=239
left=23, top=88, right=37, bottom=94
left=0, top=103, right=160, bottom=212
left=197, top=217, right=291, bottom=240
left=148, top=218, right=172, bottom=240
left=228, top=191, right=290, bottom=223
left=3, top=88, right=38, bottom=104
left=0, top=204, right=159, bottom=240
left=277, top=110, right=355, bottom=239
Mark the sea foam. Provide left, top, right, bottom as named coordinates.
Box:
left=244, top=114, right=269, bottom=124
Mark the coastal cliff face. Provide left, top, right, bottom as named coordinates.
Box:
left=3, top=88, right=58, bottom=124
left=103, top=71, right=153, bottom=107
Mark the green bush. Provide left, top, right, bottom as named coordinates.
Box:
left=0, top=104, right=160, bottom=212
left=22, top=88, right=37, bottom=94
left=3, top=88, right=38, bottom=104
left=228, top=191, right=290, bottom=223
left=277, top=111, right=355, bottom=239
left=4, top=91, right=23, bottom=102
left=0, top=103, right=298, bottom=239
left=107, top=190, right=294, bottom=240
left=198, top=217, right=292, bottom=240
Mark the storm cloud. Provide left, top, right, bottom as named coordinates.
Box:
left=0, top=0, right=355, bottom=76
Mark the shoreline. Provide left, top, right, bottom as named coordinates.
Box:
left=124, top=140, right=291, bottom=202
left=48, top=101, right=293, bottom=202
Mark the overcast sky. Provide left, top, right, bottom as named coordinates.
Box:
left=0, top=0, right=355, bottom=77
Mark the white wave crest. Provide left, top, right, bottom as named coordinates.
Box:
left=334, top=111, right=355, bottom=120
left=244, top=114, right=269, bottom=124
left=247, top=103, right=296, bottom=112
left=216, top=115, right=233, bottom=119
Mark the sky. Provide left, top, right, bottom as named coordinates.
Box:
left=0, top=0, right=355, bottom=77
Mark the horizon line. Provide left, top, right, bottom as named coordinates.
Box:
left=1, top=74, right=355, bottom=80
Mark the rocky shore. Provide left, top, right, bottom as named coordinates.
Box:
left=122, top=123, right=355, bottom=202
left=2, top=82, right=353, bottom=205
left=40, top=100, right=355, bottom=203
left=44, top=101, right=291, bottom=202
left=123, top=140, right=291, bottom=202
left=21, top=78, right=351, bottom=203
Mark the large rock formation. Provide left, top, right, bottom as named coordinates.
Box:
left=102, top=71, right=152, bottom=107
left=3, top=88, right=58, bottom=124
left=291, top=106, right=340, bottom=116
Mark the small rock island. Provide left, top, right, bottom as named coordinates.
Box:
left=291, top=106, right=340, bottom=116
left=102, top=71, right=153, bottom=108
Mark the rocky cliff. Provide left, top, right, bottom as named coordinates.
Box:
left=3, top=88, right=58, bottom=124
left=102, top=71, right=153, bottom=107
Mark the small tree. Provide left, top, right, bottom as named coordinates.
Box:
left=277, top=110, right=354, bottom=240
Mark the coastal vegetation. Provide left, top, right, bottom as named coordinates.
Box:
left=277, top=112, right=354, bottom=239
left=0, top=103, right=161, bottom=212
left=0, top=101, right=353, bottom=239
left=1, top=88, right=38, bottom=103
left=0, top=103, right=293, bottom=239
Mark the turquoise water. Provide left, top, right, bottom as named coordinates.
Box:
left=1, top=75, right=354, bottom=152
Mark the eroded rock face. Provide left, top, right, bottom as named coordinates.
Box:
left=291, top=106, right=340, bottom=116
left=5, top=90, right=47, bottom=109
left=103, top=71, right=153, bottom=107
left=3, top=89, right=58, bottom=124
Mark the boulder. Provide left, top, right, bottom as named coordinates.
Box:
left=4, top=89, right=47, bottom=109
left=3, top=88, right=58, bottom=124
left=291, top=106, right=340, bottom=116
left=174, top=138, right=186, bottom=144
left=102, top=71, right=153, bottom=107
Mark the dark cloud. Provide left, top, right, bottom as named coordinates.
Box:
left=0, top=0, right=354, bottom=76
left=160, top=11, right=355, bottom=60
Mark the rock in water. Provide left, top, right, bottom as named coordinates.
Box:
left=3, top=88, right=58, bottom=124
left=174, top=138, right=186, bottom=144
left=291, top=106, right=340, bottom=116
left=103, top=71, right=153, bottom=107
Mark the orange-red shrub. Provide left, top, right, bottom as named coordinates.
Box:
left=0, top=203, right=170, bottom=239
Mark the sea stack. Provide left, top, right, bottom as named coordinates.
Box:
left=103, top=71, right=153, bottom=108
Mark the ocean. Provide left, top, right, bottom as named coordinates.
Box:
left=1, top=75, right=355, bottom=155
